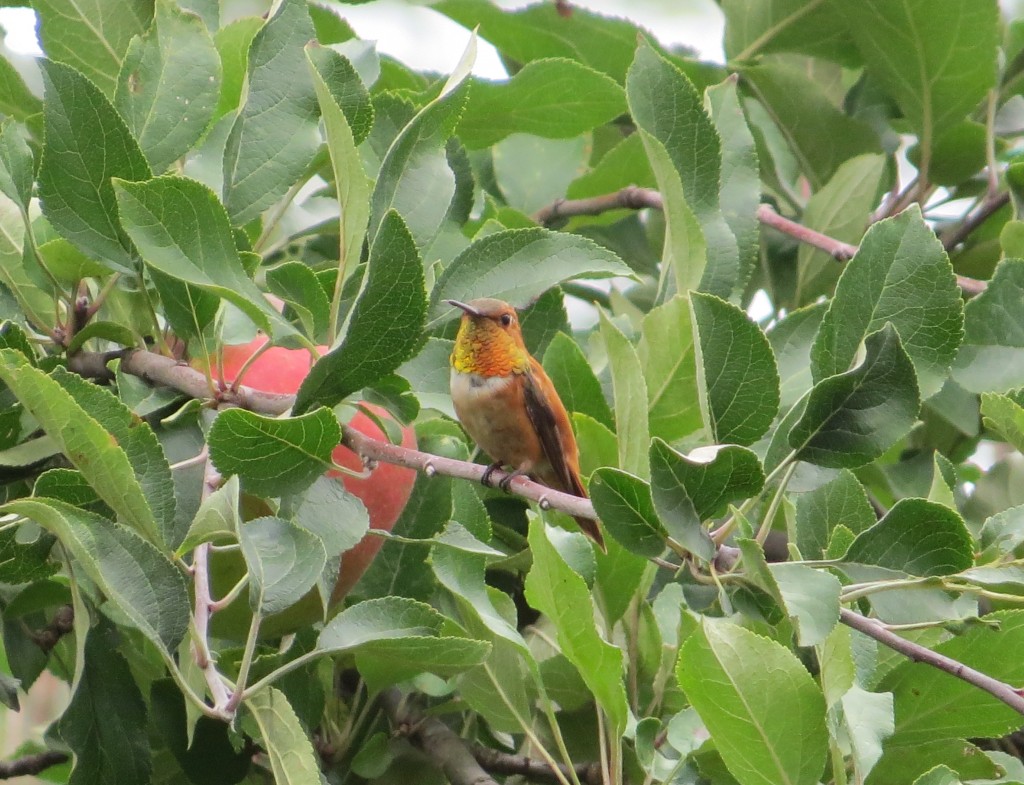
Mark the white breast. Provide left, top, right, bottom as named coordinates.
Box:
left=450, top=369, right=515, bottom=460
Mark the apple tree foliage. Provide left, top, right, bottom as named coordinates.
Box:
left=2, top=1, right=1024, bottom=784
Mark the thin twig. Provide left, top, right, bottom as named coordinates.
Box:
left=839, top=608, right=1024, bottom=715
left=29, top=604, right=74, bottom=653
left=470, top=745, right=603, bottom=785
left=190, top=456, right=233, bottom=719
left=380, top=688, right=501, bottom=785
left=0, top=750, right=69, bottom=779
left=533, top=185, right=663, bottom=224
left=756, top=204, right=857, bottom=261
left=940, top=191, right=1011, bottom=254
left=531, top=187, right=989, bottom=296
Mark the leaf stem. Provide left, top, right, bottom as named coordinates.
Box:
left=712, top=451, right=796, bottom=545
left=755, top=461, right=796, bottom=544
left=226, top=611, right=262, bottom=713
left=209, top=574, right=250, bottom=612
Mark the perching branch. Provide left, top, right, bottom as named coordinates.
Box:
left=0, top=750, right=69, bottom=779
left=68, top=348, right=601, bottom=524
left=839, top=609, right=1024, bottom=715
left=532, top=187, right=989, bottom=296
left=380, top=688, right=501, bottom=785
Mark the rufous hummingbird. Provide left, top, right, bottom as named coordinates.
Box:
left=446, top=298, right=605, bottom=549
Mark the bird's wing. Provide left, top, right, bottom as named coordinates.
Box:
left=521, top=360, right=583, bottom=497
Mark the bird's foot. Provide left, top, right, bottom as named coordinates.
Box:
left=498, top=468, right=527, bottom=492
left=481, top=462, right=504, bottom=488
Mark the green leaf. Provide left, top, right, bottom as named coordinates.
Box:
left=0, top=525, right=57, bottom=584
left=0, top=122, right=34, bottom=212
left=789, top=324, right=920, bottom=468
left=627, top=41, right=740, bottom=299
left=0, top=55, right=42, bottom=122
left=794, top=469, right=874, bottom=559
left=37, top=238, right=114, bottom=284
left=768, top=302, right=827, bottom=410
left=57, top=622, right=151, bottom=785
left=599, top=312, right=649, bottom=480
left=50, top=367, right=179, bottom=549
left=981, top=392, right=1024, bottom=453
left=518, top=286, right=569, bottom=358
left=222, top=0, right=319, bottom=225
left=34, top=0, right=151, bottom=96
left=833, top=0, right=998, bottom=140
left=208, top=407, right=340, bottom=497
left=677, top=619, right=828, bottom=785
left=305, top=46, right=373, bottom=144
left=431, top=543, right=525, bottom=653
left=664, top=442, right=765, bottom=521
left=768, top=563, right=841, bottom=646
left=4, top=498, right=188, bottom=652
left=741, top=62, right=880, bottom=189
left=115, top=0, right=221, bottom=173
left=880, top=610, right=1024, bottom=744
left=0, top=198, right=55, bottom=331
left=240, top=516, right=326, bottom=615
left=397, top=338, right=455, bottom=416
left=356, top=444, right=454, bottom=601
left=840, top=685, right=894, bottom=782
left=649, top=440, right=716, bottom=561
left=429, top=228, right=631, bottom=327
left=524, top=520, right=628, bottom=736
left=691, top=292, right=780, bottom=445
left=722, top=0, right=860, bottom=65
left=307, top=46, right=371, bottom=296
left=795, top=154, right=886, bottom=303
left=952, top=258, right=1024, bottom=393
left=266, top=261, right=330, bottom=340
left=113, top=175, right=296, bottom=342
left=542, top=331, right=613, bottom=430
left=212, top=17, right=262, bottom=121
left=244, top=688, right=322, bottom=785
left=294, top=211, right=425, bottom=414
left=436, top=0, right=642, bottom=83
left=458, top=58, right=625, bottom=149
left=0, top=350, right=163, bottom=543
left=811, top=206, right=964, bottom=399
left=910, top=766, right=961, bottom=785
left=842, top=498, right=972, bottom=576
left=639, top=296, right=701, bottom=442
left=589, top=468, right=666, bottom=558
left=38, top=60, right=152, bottom=273
left=706, top=77, right=760, bottom=297
left=318, top=596, right=490, bottom=689
left=368, top=50, right=470, bottom=248
left=177, top=475, right=239, bottom=555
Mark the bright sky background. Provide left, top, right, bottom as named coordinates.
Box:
left=0, top=1, right=725, bottom=75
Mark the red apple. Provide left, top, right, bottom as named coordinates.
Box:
left=195, top=336, right=417, bottom=633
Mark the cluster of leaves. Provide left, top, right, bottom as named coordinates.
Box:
left=2, top=1, right=1024, bottom=784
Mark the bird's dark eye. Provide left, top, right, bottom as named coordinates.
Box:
left=500, top=313, right=513, bottom=327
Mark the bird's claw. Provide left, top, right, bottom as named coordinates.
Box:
left=481, top=462, right=502, bottom=488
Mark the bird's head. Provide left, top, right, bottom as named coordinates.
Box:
left=447, top=298, right=531, bottom=376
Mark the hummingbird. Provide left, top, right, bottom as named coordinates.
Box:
left=446, top=297, right=605, bottom=549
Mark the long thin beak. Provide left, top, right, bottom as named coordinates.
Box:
left=445, top=299, right=481, bottom=317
